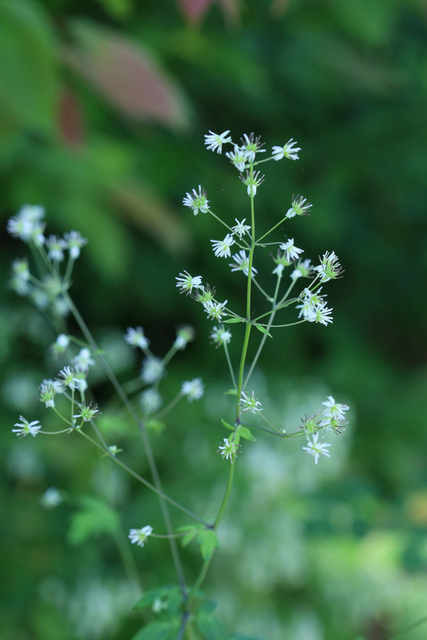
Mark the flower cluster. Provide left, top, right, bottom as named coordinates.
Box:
left=300, top=396, right=349, bottom=464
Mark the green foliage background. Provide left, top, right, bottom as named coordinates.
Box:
left=1, top=1, right=427, bottom=639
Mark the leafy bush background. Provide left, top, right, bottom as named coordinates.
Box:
left=1, top=1, right=427, bottom=639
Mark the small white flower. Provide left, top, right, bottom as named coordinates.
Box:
left=290, top=259, right=313, bottom=280
left=303, top=433, right=331, bottom=464
left=210, top=325, right=232, bottom=346
left=217, top=437, right=239, bottom=463
left=173, top=325, right=195, bottom=350
left=176, top=271, right=203, bottom=295
left=239, top=390, right=262, bottom=414
left=296, top=288, right=326, bottom=319
left=39, top=382, right=57, bottom=408
left=204, top=130, right=232, bottom=153
left=240, top=170, right=264, bottom=197
left=183, top=185, right=209, bottom=215
left=279, top=238, right=304, bottom=262
left=240, top=133, right=265, bottom=163
left=46, top=235, right=67, bottom=262
left=272, top=138, right=301, bottom=161
left=7, top=205, right=46, bottom=244
left=72, top=348, right=95, bottom=373
left=108, top=445, right=123, bottom=456
left=313, top=251, right=343, bottom=283
left=322, top=396, right=349, bottom=421
left=231, top=218, right=251, bottom=239
left=229, top=250, right=257, bottom=278
left=64, top=230, right=88, bottom=259
left=43, top=378, right=65, bottom=395
left=74, top=375, right=88, bottom=393
left=203, top=300, right=228, bottom=321
left=58, top=366, right=79, bottom=390
left=12, top=416, right=41, bottom=438
left=141, top=357, right=164, bottom=384
left=128, top=525, right=153, bottom=547
left=181, top=378, right=204, bottom=402
left=124, top=327, right=150, bottom=350
left=306, top=302, right=333, bottom=326
left=73, top=402, right=100, bottom=422
left=225, top=145, right=248, bottom=172
left=9, top=259, right=31, bottom=296
left=286, top=195, right=312, bottom=218
left=40, top=487, right=63, bottom=509
left=211, top=233, right=235, bottom=258
left=140, top=388, right=162, bottom=414
left=56, top=334, right=70, bottom=349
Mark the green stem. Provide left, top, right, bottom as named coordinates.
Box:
left=223, top=342, right=236, bottom=389
left=214, top=459, right=235, bottom=528
left=76, top=428, right=207, bottom=525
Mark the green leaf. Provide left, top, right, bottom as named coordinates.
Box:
left=198, top=601, right=217, bottom=615
left=0, top=0, right=59, bottom=139
left=223, top=317, right=244, bottom=324
left=196, top=529, right=220, bottom=561
left=224, top=389, right=237, bottom=396
left=131, top=621, right=181, bottom=640
left=221, top=419, right=235, bottom=432
left=133, top=585, right=181, bottom=611
left=67, top=496, right=120, bottom=545
left=237, top=426, right=256, bottom=442
left=253, top=323, right=272, bottom=338
left=194, top=614, right=227, bottom=640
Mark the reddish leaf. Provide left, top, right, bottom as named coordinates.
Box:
left=62, top=21, right=189, bottom=129
left=58, top=86, right=85, bottom=148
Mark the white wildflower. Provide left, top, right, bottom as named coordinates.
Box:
left=286, top=195, right=312, bottom=218
left=313, top=251, right=343, bottom=283
left=239, top=390, right=262, bottom=414
left=322, top=396, right=349, bottom=421
left=225, top=145, right=248, bottom=172
left=141, top=357, right=164, bottom=384
left=217, top=437, right=239, bottom=463
left=46, top=235, right=67, bottom=261
left=64, top=231, right=88, bottom=259
left=176, top=271, right=203, bottom=295
left=128, top=525, right=153, bottom=547
left=211, top=233, right=235, bottom=258
left=272, top=138, right=301, bottom=161
left=210, top=325, right=232, bottom=346
left=40, top=487, right=64, bottom=509
left=204, top=130, right=232, bottom=153
left=231, top=218, right=251, bottom=239
left=203, top=300, right=228, bottom=321
left=181, top=378, right=204, bottom=402
left=173, top=325, right=195, bottom=350
left=72, top=348, right=95, bottom=373
left=182, top=185, right=209, bottom=215
left=140, top=388, right=162, bottom=414
left=279, top=238, right=304, bottom=262
left=124, top=327, right=150, bottom=350
left=229, top=250, right=257, bottom=277
left=12, top=416, right=41, bottom=438
left=303, top=433, right=331, bottom=464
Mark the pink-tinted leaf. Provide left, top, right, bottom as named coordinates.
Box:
left=58, top=87, right=85, bottom=148
left=178, top=0, right=239, bottom=24
left=62, top=20, right=189, bottom=129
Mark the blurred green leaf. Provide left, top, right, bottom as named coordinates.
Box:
left=132, top=620, right=181, bottom=640
left=196, top=529, right=219, bottom=561
left=67, top=496, right=120, bottom=545
left=0, top=0, right=58, bottom=139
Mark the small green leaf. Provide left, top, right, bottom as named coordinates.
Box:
left=131, top=620, right=180, bottom=640
left=253, top=323, right=272, bottom=338
left=221, top=419, right=235, bottom=432
left=196, top=529, right=220, bottom=561
left=194, top=614, right=227, bottom=640
left=176, top=524, right=203, bottom=548
left=223, top=317, right=244, bottom=324
left=237, top=426, right=256, bottom=442
left=133, top=585, right=181, bottom=611
left=67, top=496, right=120, bottom=545
left=224, top=389, right=237, bottom=396
left=198, top=600, right=217, bottom=615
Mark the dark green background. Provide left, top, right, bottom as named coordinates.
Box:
left=1, top=1, right=427, bottom=639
